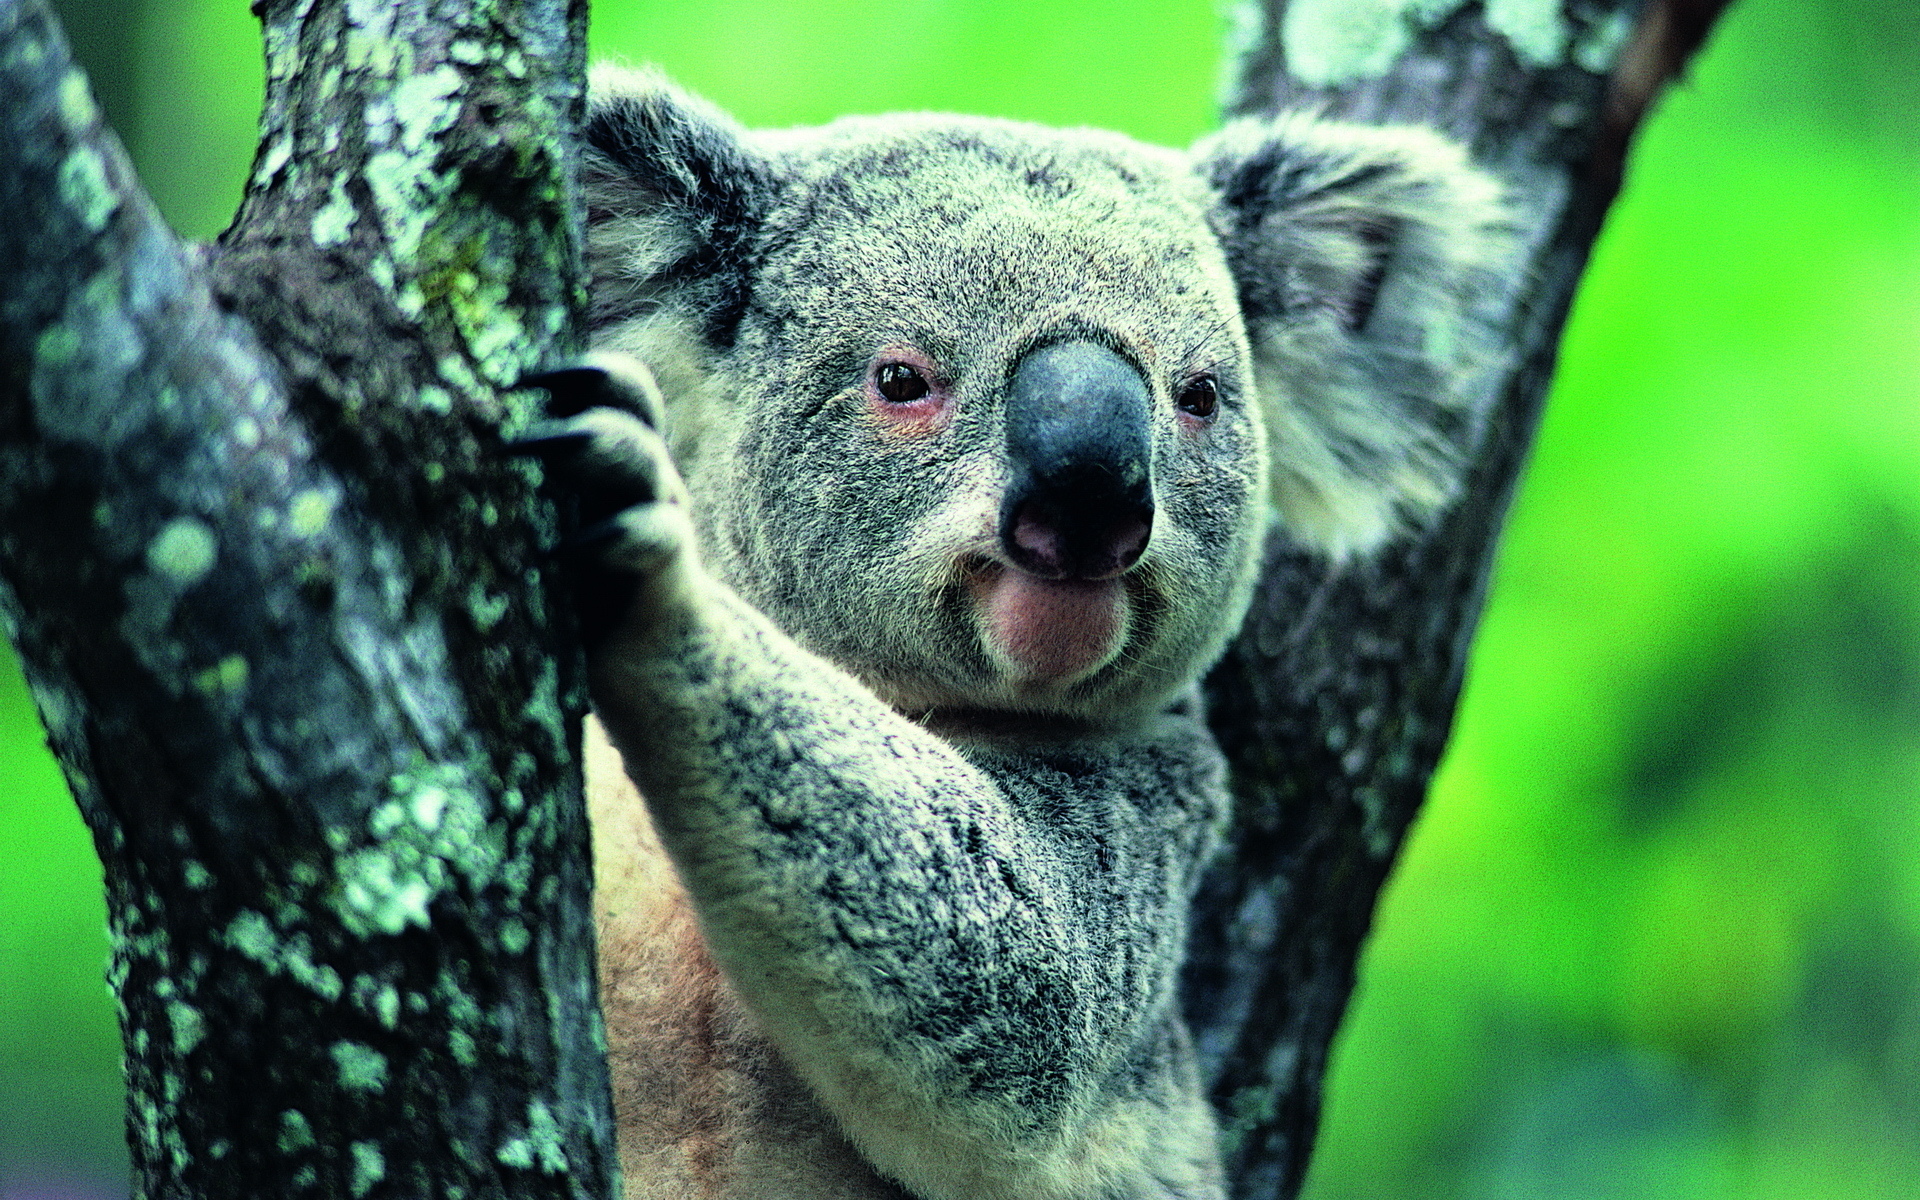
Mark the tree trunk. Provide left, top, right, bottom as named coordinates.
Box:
left=1189, top=1, right=1734, bottom=1195
left=0, top=0, right=615, bottom=1195
left=0, top=0, right=1730, bottom=1197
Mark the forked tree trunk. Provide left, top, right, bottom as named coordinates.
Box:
left=0, top=0, right=1731, bottom=1196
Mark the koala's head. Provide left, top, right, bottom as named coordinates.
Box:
left=582, top=68, right=1509, bottom=722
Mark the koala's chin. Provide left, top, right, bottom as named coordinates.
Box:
left=845, top=534, right=1212, bottom=727
left=965, top=562, right=1132, bottom=689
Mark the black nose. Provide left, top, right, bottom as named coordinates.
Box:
left=999, top=340, right=1155, bottom=581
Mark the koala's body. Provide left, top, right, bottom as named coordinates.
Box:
left=548, top=67, right=1509, bottom=1200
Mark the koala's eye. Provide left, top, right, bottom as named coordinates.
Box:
left=1176, top=376, right=1219, bottom=419
left=875, top=363, right=931, bottom=404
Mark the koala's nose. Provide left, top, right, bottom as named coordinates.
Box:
left=1000, top=340, right=1155, bottom=581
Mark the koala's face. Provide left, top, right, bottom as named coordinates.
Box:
left=584, top=73, right=1508, bottom=721
left=689, top=118, right=1267, bottom=719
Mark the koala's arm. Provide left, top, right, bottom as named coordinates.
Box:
left=558, top=391, right=1223, bottom=1200
left=592, top=574, right=1223, bottom=1200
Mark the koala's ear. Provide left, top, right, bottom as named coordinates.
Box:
left=1192, top=116, right=1515, bottom=558
left=583, top=65, right=772, bottom=346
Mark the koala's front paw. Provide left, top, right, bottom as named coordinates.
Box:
left=515, top=353, right=697, bottom=645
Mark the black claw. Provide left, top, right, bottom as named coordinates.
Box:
left=507, top=421, right=596, bottom=459
left=521, top=356, right=662, bottom=423
left=520, top=365, right=614, bottom=418
left=525, top=516, right=629, bottom=564
left=569, top=518, right=628, bottom=552
left=521, top=365, right=606, bottom=389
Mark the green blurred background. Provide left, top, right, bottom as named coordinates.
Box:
left=6, top=1, right=1916, bottom=1196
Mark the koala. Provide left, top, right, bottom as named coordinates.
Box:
left=524, top=66, right=1508, bottom=1200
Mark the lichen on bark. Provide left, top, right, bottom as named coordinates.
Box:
left=0, top=0, right=617, bottom=1195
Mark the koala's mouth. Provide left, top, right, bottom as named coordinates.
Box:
left=961, top=558, right=1130, bottom=687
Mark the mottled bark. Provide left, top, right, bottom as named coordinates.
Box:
left=0, top=1, right=614, bottom=1196
left=1186, top=1, right=1735, bottom=1196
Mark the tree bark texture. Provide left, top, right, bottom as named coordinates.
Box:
left=1187, top=1, right=1734, bottom=1196
left=0, top=0, right=1733, bottom=1197
left=0, top=0, right=616, bottom=1196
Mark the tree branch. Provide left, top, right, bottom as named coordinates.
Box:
left=0, top=0, right=615, bottom=1194
left=1186, top=1, right=1737, bottom=1194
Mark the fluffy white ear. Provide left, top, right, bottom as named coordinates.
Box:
left=1193, top=115, right=1515, bottom=558
left=582, top=64, right=771, bottom=345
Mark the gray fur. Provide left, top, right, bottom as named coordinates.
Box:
left=567, top=66, right=1512, bottom=1200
